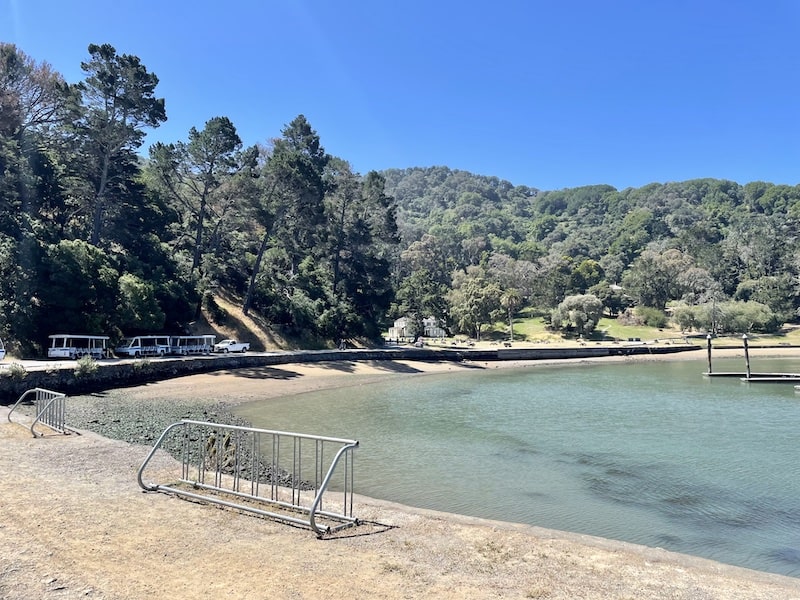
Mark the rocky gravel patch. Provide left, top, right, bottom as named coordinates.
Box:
left=15, top=390, right=309, bottom=489
left=64, top=393, right=246, bottom=445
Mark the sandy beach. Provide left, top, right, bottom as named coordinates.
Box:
left=2, top=347, right=800, bottom=599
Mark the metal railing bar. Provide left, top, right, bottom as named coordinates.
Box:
left=7, top=388, right=68, bottom=438
left=31, top=395, right=65, bottom=437
left=273, top=434, right=280, bottom=500
left=7, top=388, right=38, bottom=423
left=151, top=484, right=322, bottom=531
left=177, top=480, right=312, bottom=513
left=137, top=421, right=189, bottom=491
left=308, top=440, right=359, bottom=534
left=178, top=419, right=357, bottom=445
left=171, top=480, right=362, bottom=527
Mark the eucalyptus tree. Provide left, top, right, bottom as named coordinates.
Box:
left=725, top=213, right=796, bottom=280
left=532, top=253, right=572, bottom=309
left=485, top=253, right=538, bottom=302
left=448, top=266, right=503, bottom=340
left=243, top=115, right=328, bottom=316
left=0, top=43, right=76, bottom=239
left=0, top=43, right=75, bottom=134
left=621, top=248, right=694, bottom=310
left=76, top=43, right=166, bottom=246
left=734, top=274, right=796, bottom=323
left=148, top=116, right=257, bottom=279
left=322, top=162, right=399, bottom=338
left=0, top=44, right=78, bottom=348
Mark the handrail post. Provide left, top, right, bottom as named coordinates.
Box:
left=8, top=388, right=67, bottom=437
left=30, top=394, right=65, bottom=437
left=7, top=388, right=38, bottom=423
left=137, top=421, right=188, bottom=491
left=308, top=441, right=359, bottom=536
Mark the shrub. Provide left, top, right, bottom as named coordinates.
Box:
left=616, top=308, right=642, bottom=326
left=1, top=362, right=28, bottom=381
left=132, top=358, right=153, bottom=373
left=202, top=292, right=227, bottom=324
left=672, top=304, right=697, bottom=332
left=634, top=306, right=668, bottom=328
left=74, top=355, right=99, bottom=378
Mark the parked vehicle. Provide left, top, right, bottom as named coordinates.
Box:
left=213, top=339, right=250, bottom=353
left=115, top=335, right=171, bottom=358
left=47, top=334, right=110, bottom=359
left=0, top=337, right=5, bottom=361
left=170, top=335, right=216, bottom=355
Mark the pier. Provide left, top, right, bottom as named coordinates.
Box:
left=703, top=333, right=800, bottom=382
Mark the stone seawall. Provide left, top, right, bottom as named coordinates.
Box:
left=0, top=344, right=701, bottom=405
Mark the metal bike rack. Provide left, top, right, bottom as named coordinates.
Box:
left=138, top=419, right=359, bottom=537
left=7, top=388, right=69, bottom=437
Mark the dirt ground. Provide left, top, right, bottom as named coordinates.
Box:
left=2, top=352, right=800, bottom=599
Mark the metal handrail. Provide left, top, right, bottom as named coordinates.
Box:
left=7, top=388, right=68, bottom=437
left=138, top=419, right=359, bottom=536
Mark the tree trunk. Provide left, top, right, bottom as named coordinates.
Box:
left=243, top=232, right=270, bottom=316
left=90, top=154, right=112, bottom=246
left=191, top=197, right=206, bottom=275
left=243, top=181, right=281, bottom=316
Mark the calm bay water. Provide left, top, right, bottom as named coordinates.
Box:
left=234, top=357, right=800, bottom=577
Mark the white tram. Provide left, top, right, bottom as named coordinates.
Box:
left=170, top=335, right=216, bottom=355
left=47, top=334, right=110, bottom=359
left=115, top=335, right=171, bottom=358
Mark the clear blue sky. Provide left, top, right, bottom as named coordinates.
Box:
left=3, top=0, right=800, bottom=191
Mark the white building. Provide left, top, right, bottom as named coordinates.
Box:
left=387, top=317, right=409, bottom=340
left=423, top=316, right=446, bottom=338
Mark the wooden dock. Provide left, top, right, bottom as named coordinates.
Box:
left=739, top=375, right=800, bottom=383
left=704, top=335, right=800, bottom=383
left=704, top=372, right=800, bottom=379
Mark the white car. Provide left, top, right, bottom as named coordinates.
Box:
left=213, top=339, right=250, bottom=353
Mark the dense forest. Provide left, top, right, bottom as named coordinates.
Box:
left=2, top=42, right=799, bottom=355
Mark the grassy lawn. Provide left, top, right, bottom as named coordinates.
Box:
left=432, top=313, right=800, bottom=348
left=474, top=314, right=678, bottom=345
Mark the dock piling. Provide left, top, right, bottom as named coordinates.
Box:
left=742, top=334, right=751, bottom=379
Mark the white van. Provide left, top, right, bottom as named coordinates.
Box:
left=115, top=335, right=171, bottom=358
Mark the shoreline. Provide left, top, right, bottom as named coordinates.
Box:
left=162, top=345, right=800, bottom=408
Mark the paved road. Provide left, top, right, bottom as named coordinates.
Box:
left=0, top=353, right=244, bottom=372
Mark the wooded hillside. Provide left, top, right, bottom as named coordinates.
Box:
left=2, top=42, right=798, bottom=355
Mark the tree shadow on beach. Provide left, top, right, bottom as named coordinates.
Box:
left=217, top=366, right=304, bottom=380
left=303, top=360, right=430, bottom=374
left=203, top=358, right=483, bottom=381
